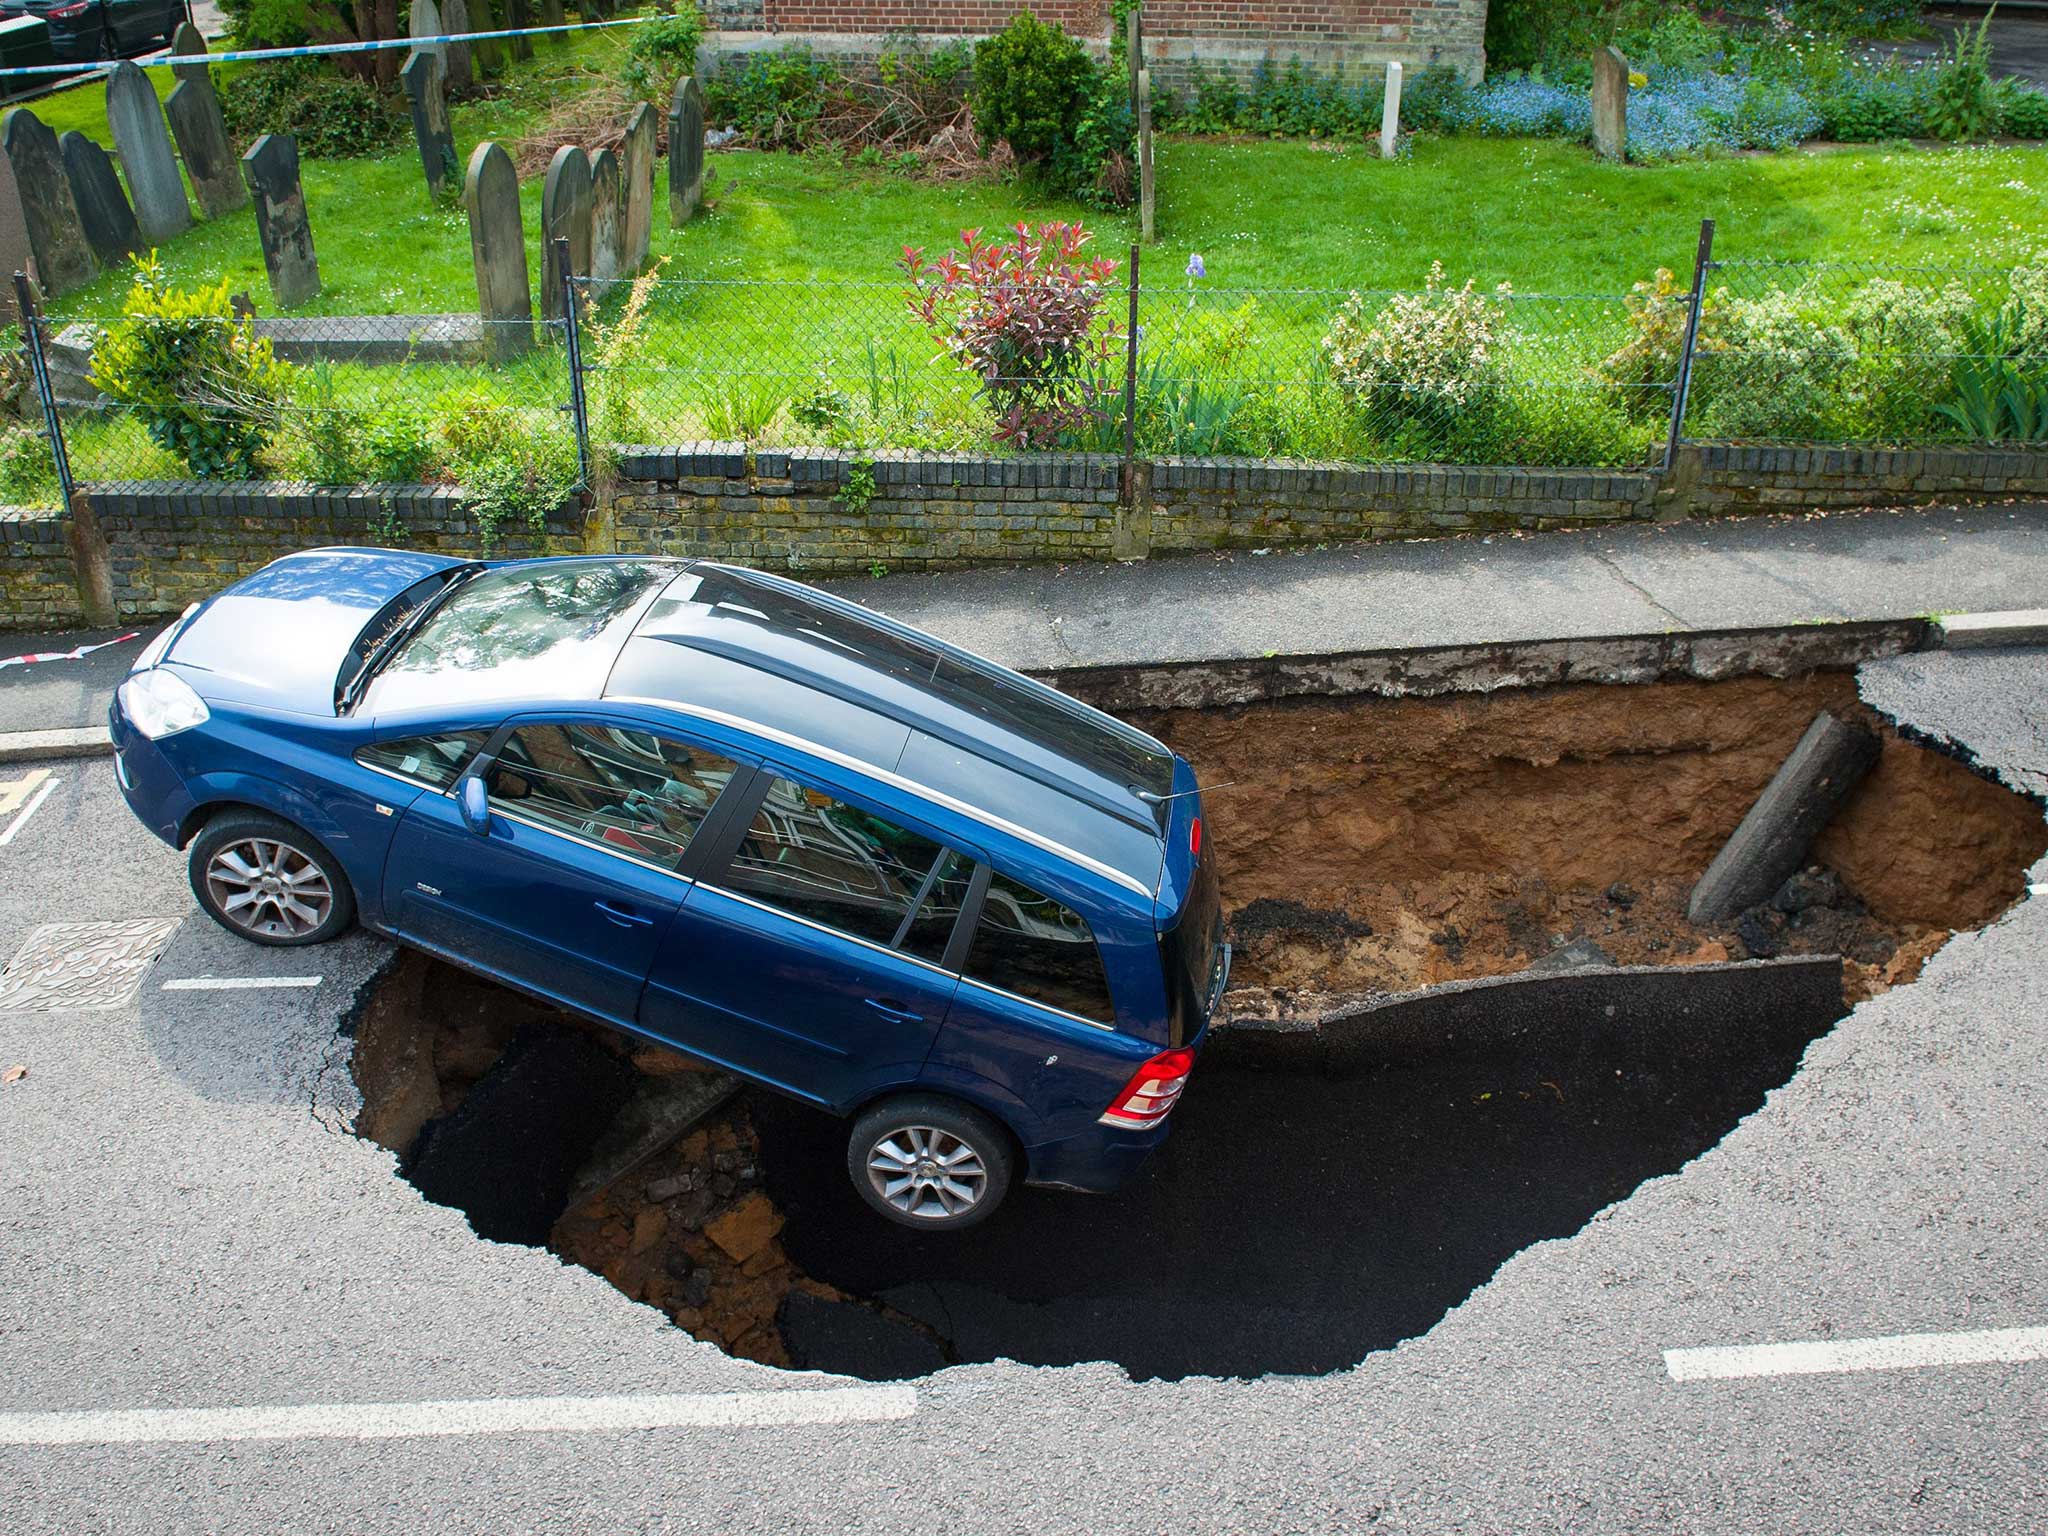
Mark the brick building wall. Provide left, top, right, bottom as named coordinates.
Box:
left=698, top=0, right=1490, bottom=83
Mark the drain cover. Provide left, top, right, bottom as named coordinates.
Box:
left=0, top=919, right=181, bottom=1012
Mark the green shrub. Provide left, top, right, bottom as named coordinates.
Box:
left=1927, top=13, right=2000, bottom=142
left=1999, top=80, right=2048, bottom=139
left=360, top=402, right=435, bottom=483
left=89, top=257, right=292, bottom=479
left=1401, top=64, right=1478, bottom=134
left=621, top=4, right=704, bottom=101
left=293, top=363, right=361, bottom=483
left=1694, top=289, right=1854, bottom=440
left=1813, top=66, right=1927, bottom=141
left=0, top=423, right=59, bottom=505
left=1500, top=387, right=1650, bottom=465
left=1600, top=267, right=1712, bottom=413
left=1934, top=305, right=2048, bottom=442
left=429, top=385, right=581, bottom=549
left=219, top=57, right=405, bottom=159
left=1322, top=263, right=1515, bottom=427
left=973, top=11, right=1097, bottom=164
left=1839, top=277, right=1976, bottom=438
left=703, top=46, right=835, bottom=148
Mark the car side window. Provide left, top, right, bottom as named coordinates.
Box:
left=356, top=730, right=491, bottom=790
left=967, top=871, right=1116, bottom=1025
left=717, top=774, right=964, bottom=954
left=487, top=723, right=740, bottom=871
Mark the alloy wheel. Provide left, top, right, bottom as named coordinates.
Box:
left=865, top=1125, right=988, bottom=1220
left=204, top=838, right=334, bottom=940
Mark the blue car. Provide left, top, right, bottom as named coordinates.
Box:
left=112, top=551, right=1227, bottom=1229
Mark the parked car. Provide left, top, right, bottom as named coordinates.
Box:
left=0, top=0, right=186, bottom=64
left=112, top=552, right=1228, bottom=1230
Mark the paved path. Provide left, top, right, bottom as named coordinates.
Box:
left=829, top=503, right=2048, bottom=674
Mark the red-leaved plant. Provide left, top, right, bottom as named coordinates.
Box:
left=900, top=222, right=1121, bottom=449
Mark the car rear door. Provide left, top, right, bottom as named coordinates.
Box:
left=639, top=767, right=969, bottom=1106
left=382, top=716, right=752, bottom=1027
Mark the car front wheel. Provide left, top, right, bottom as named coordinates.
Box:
left=847, top=1094, right=1014, bottom=1232
left=188, top=811, right=356, bottom=946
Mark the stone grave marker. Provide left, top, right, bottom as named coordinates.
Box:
left=441, top=0, right=474, bottom=93
left=1, top=109, right=94, bottom=296
left=409, top=0, right=446, bottom=64
left=464, top=141, right=532, bottom=360
left=1380, top=61, right=1403, bottom=159
left=1592, top=46, right=1627, bottom=161
left=540, top=143, right=591, bottom=321
left=621, top=102, right=655, bottom=272
left=668, top=75, right=703, bottom=225
left=467, top=0, right=502, bottom=73
left=166, top=78, right=247, bottom=219
left=401, top=48, right=458, bottom=199
left=106, top=61, right=192, bottom=244
left=240, top=133, right=320, bottom=308
left=168, top=21, right=211, bottom=87
left=59, top=130, right=138, bottom=270
left=588, top=146, right=622, bottom=291
left=504, top=0, right=533, bottom=62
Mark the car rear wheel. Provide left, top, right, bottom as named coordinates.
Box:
left=847, top=1094, right=1013, bottom=1232
left=188, top=811, right=356, bottom=946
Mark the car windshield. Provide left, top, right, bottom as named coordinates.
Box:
left=357, top=560, right=673, bottom=715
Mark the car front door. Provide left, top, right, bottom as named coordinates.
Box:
left=382, top=718, right=749, bottom=1026
left=639, top=768, right=970, bottom=1106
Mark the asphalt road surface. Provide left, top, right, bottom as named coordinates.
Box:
left=1, top=648, right=2044, bottom=1534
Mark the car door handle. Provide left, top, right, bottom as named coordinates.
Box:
left=594, top=900, right=655, bottom=928
left=864, top=997, right=923, bottom=1024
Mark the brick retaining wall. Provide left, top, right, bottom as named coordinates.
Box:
left=2, top=443, right=2043, bottom=625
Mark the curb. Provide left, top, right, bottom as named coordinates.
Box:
left=0, top=727, right=112, bottom=764
left=1932, top=609, right=2048, bottom=651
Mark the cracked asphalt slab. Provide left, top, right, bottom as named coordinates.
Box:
left=2, top=650, right=2045, bottom=1533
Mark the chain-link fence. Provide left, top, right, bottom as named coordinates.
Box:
left=1684, top=258, right=2048, bottom=447
left=7, top=239, right=2045, bottom=516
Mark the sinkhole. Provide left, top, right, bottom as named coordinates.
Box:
left=347, top=669, right=2046, bottom=1383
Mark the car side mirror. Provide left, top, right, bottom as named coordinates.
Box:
left=458, top=774, right=491, bottom=835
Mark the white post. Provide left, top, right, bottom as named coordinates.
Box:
left=1379, top=60, right=1403, bottom=159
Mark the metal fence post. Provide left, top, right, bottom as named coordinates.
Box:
left=555, top=236, right=593, bottom=489
left=1121, top=243, right=1140, bottom=500
left=14, top=272, right=75, bottom=505
left=1663, top=217, right=1715, bottom=473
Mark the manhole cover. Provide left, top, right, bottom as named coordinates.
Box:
left=0, top=920, right=181, bottom=1012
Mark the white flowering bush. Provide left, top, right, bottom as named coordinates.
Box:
left=1694, top=289, right=1855, bottom=440
left=2011, top=255, right=2048, bottom=361
left=1839, top=277, right=1979, bottom=439
left=1321, top=263, right=1516, bottom=427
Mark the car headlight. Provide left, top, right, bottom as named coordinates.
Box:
left=117, top=669, right=209, bottom=740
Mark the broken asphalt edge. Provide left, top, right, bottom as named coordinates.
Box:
left=0, top=609, right=2039, bottom=767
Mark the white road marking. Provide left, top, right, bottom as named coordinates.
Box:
left=0, top=776, right=59, bottom=846
left=1665, top=1324, right=2048, bottom=1382
left=0, top=1386, right=917, bottom=1446
left=2031, top=883, right=2048, bottom=896
left=160, top=976, right=324, bottom=992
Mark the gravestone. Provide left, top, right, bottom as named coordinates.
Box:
left=1379, top=60, right=1403, bottom=159
left=1, top=109, right=94, bottom=296
left=621, top=101, right=655, bottom=272
left=668, top=75, right=703, bottom=225
left=587, top=146, right=621, bottom=291
left=540, top=143, right=591, bottom=322
left=467, top=0, right=502, bottom=73
left=240, top=133, right=320, bottom=307
left=60, top=130, right=139, bottom=270
left=441, top=0, right=474, bottom=94
left=504, top=0, right=533, bottom=62
left=409, top=0, right=446, bottom=65
left=167, top=21, right=211, bottom=87
left=1592, top=46, right=1627, bottom=161
left=105, top=61, right=191, bottom=244
left=166, top=78, right=247, bottom=219
left=401, top=48, right=458, bottom=199
left=464, top=141, right=532, bottom=360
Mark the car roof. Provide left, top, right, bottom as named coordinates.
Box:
left=604, top=563, right=1177, bottom=895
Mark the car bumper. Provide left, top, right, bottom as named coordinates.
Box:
left=1022, top=1117, right=1173, bottom=1194
left=109, top=696, right=192, bottom=846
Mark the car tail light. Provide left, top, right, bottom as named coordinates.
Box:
left=1099, top=1047, right=1197, bottom=1129
left=1189, top=816, right=1202, bottom=857
left=49, top=3, right=91, bottom=15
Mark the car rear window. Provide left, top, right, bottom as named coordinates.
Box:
left=489, top=723, right=740, bottom=870
left=716, top=774, right=966, bottom=955
left=966, top=872, right=1115, bottom=1026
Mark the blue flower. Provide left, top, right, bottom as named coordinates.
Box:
left=1186, top=254, right=1207, bottom=279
